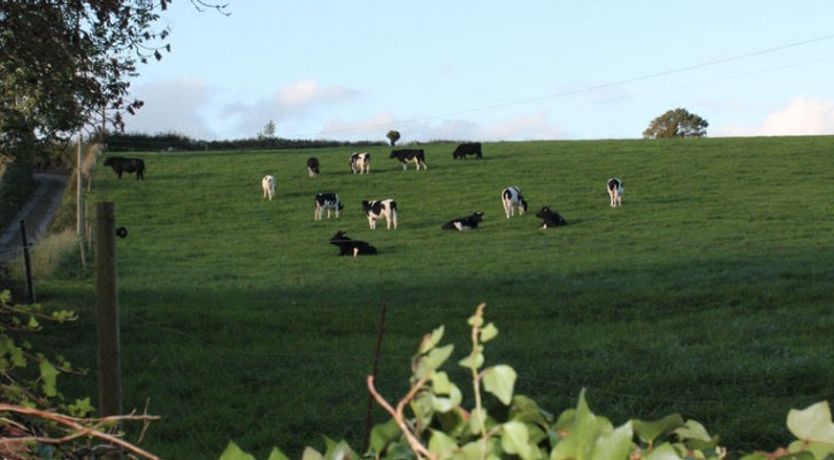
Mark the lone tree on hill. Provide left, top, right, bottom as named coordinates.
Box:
left=643, top=108, right=709, bottom=139
left=386, top=130, right=401, bottom=146
left=259, top=119, right=277, bottom=139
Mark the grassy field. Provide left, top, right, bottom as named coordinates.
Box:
left=32, top=136, right=834, bottom=459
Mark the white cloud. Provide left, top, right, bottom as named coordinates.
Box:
left=760, top=96, right=834, bottom=136
left=718, top=96, right=834, bottom=137
left=123, top=79, right=217, bottom=139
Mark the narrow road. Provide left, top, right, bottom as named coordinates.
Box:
left=0, top=174, right=68, bottom=264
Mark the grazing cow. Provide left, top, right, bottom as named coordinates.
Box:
left=390, top=149, right=427, bottom=171
left=362, top=199, right=398, bottom=230
left=314, top=192, right=344, bottom=220
left=536, top=206, right=567, bottom=229
left=501, top=186, right=528, bottom=219
left=307, top=157, right=320, bottom=178
left=329, top=231, right=377, bottom=257
left=442, top=211, right=484, bottom=231
left=452, top=142, right=483, bottom=160
left=103, top=156, right=145, bottom=180
left=261, top=175, right=276, bottom=201
left=349, top=152, right=371, bottom=174
left=607, top=177, right=624, bottom=207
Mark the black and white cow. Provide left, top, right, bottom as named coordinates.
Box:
left=501, top=186, right=528, bottom=219
left=350, top=152, right=371, bottom=174
left=307, top=157, right=320, bottom=178
left=261, top=175, right=276, bottom=200
left=452, top=142, right=483, bottom=160
left=362, top=199, right=398, bottom=229
left=390, top=149, right=427, bottom=171
left=607, top=177, right=624, bottom=207
left=442, top=211, right=484, bottom=231
left=103, top=156, right=145, bottom=180
left=314, top=193, right=344, bottom=220
left=536, top=206, right=567, bottom=229
left=329, top=231, right=377, bottom=257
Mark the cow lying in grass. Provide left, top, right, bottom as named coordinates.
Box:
left=329, top=231, right=377, bottom=257
left=442, top=211, right=484, bottom=231
left=501, top=186, right=528, bottom=219
left=314, top=193, right=343, bottom=220
left=536, top=206, right=567, bottom=229
left=104, top=156, right=145, bottom=180
left=607, top=177, right=624, bottom=207
left=362, top=199, right=398, bottom=229
left=261, top=175, right=276, bottom=200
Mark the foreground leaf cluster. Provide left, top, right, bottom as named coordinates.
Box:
left=219, top=302, right=833, bottom=459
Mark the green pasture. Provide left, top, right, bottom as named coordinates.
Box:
left=35, top=136, right=834, bottom=458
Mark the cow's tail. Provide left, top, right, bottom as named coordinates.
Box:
left=389, top=201, right=398, bottom=228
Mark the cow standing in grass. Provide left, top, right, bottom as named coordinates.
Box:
left=350, top=152, right=370, bottom=174
left=390, top=149, right=427, bottom=171
left=607, top=177, right=624, bottom=207
left=362, top=199, right=398, bottom=229
left=314, top=193, right=343, bottom=220
left=307, top=157, right=320, bottom=178
left=452, top=142, right=482, bottom=160
left=262, top=175, right=276, bottom=201
left=103, top=156, right=145, bottom=180
left=501, top=186, right=528, bottom=219
left=442, top=212, right=484, bottom=231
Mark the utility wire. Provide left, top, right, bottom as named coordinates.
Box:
left=284, top=32, right=834, bottom=138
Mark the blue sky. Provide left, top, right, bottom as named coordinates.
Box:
left=123, top=1, right=834, bottom=142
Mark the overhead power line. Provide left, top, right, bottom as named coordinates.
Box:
left=284, top=32, right=834, bottom=138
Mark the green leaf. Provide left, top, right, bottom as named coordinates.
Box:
left=511, top=395, right=553, bottom=427
left=432, top=383, right=462, bottom=413
left=482, top=365, right=517, bottom=405
left=644, top=443, right=682, bottom=460
left=481, top=323, right=499, bottom=342
left=590, top=421, right=633, bottom=460
left=787, top=401, right=834, bottom=443
left=218, top=441, right=256, bottom=460
left=323, top=439, right=355, bottom=460
left=459, top=352, right=484, bottom=370
left=420, top=326, right=445, bottom=354
left=301, top=447, right=324, bottom=460
left=267, top=447, right=291, bottom=460
left=67, top=397, right=94, bottom=417
left=468, top=311, right=485, bottom=328
left=633, top=414, right=685, bottom=445
left=39, top=360, right=59, bottom=397
left=674, top=420, right=719, bottom=451
left=369, top=418, right=402, bottom=454
left=550, top=390, right=600, bottom=460
left=426, top=345, right=455, bottom=370
left=429, top=429, right=459, bottom=457
left=27, top=316, right=40, bottom=329
left=501, top=421, right=536, bottom=460
left=433, top=371, right=453, bottom=395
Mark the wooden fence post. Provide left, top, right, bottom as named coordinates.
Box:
left=95, top=202, right=122, bottom=417
left=19, top=220, right=35, bottom=303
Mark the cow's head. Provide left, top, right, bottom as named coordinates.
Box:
left=330, top=230, right=349, bottom=242
left=471, top=211, right=484, bottom=223
left=389, top=151, right=398, bottom=158
left=536, top=207, right=552, bottom=219
left=103, top=157, right=114, bottom=166
left=361, top=200, right=371, bottom=212
left=520, top=198, right=529, bottom=213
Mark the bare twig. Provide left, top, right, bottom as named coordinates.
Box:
left=0, top=404, right=160, bottom=460
left=367, top=375, right=436, bottom=460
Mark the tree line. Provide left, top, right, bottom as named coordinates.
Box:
left=105, top=132, right=386, bottom=153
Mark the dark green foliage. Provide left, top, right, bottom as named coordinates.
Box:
left=387, top=130, right=402, bottom=146
left=643, top=108, right=709, bottom=138
left=105, top=131, right=385, bottom=152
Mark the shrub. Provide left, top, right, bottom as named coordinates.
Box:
left=0, top=159, right=35, bottom=232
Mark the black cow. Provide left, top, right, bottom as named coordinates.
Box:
left=536, top=207, right=567, bottom=229
left=390, top=149, right=427, bottom=171
left=329, top=231, right=377, bottom=257
left=103, top=156, right=145, bottom=180
left=307, top=157, right=320, bottom=178
left=453, top=142, right=483, bottom=160
left=442, top=211, right=484, bottom=231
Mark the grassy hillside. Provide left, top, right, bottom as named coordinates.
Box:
left=36, top=136, right=834, bottom=459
